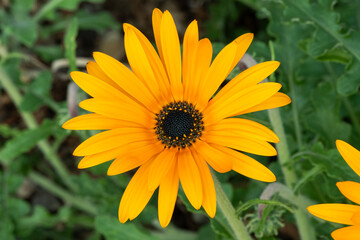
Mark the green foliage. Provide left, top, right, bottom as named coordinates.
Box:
left=1, top=0, right=360, bottom=239
left=94, top=216, right=159, bottom=240
left=19, top=71, right=53, bottom=112
left=0, top=119, right=59, bottom=164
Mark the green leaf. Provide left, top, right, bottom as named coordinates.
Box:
left=177, top=187, right=207, bottom=215
left=30, top=71, right=52, bottom=96
left=33, top=45, right=63, bottom=62
left=153, top=225, right=197, bottom=240
left=7, top=16, right=38, bottom=47
left=309, top=142, right=358, bottom=182
left=64, top=18, right=79, bottom=72
left=13, top=0, right=35, bottom=13
left=336, top=61, right=360, bottom=96
left=19, top=92, right=43, bottom=112
left=210, top=213, right=233, bottom=240
left=8, top=198, right=31, bottom=218
left=42, top=10, right=119, bottom=37
left=58, top=0, right=104, bottom=10
left=0, top=218, right=15, bottom=240
left=282, top=0, right=360, bottom=62
left=19, top=70, right=53, bottom=111
left=95, top=215, right=159, bottom=240
left=236, top=199, right=293, bottom=214
left=0, top=124, right=20, bottom=138
left=0, top=120, right=57, bottom=164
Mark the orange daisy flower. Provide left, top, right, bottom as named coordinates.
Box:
left=307, top=140, right=360, bottom=240
left=63, top=8, right=291, bottom=227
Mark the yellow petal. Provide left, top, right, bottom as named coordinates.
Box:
left=336, top=140, right=360, bottom=177
left=73, top=127, right=155, bottom=156
left=86, top=61, right=121, bottom=91
left=202, top=132, right=277, bottom=156
left=193, top=141, right=232, bottom=173
left=238, top=92, right=291, bottom=115
left=332, top=226, right=360, bottom=240
left=198, top=42, right=238, bottom=107
left=124, top=27, right=167, bottom=105
left=118, top=161, right=154, bottom=223
left=178, top=148, right=203, bottom=210
left=191, top=149, right=216, bottom=217
left=229, top=33, right=254, bottom=71
left=214, top=61, right=280, bottom=102
left=160, top=11, right=183, bottom=101
left=152, top=8, right=164, bottom=61
left=123, top=23, right=171, bottom=101
left=70, top=71, right=128, bottom=101
left=78, top=98, right=154, bottom=127
left=93, top=52, right=160, bottom=112
left=107, top=141, right=163, bottom=175
left=307, top=204, right=360, bottom=225
left=148, top=148, right=177, bottom=191
left=78, top=147, right=127, bottom=169
left=62, top=113, right=139, bottom=130
left=182, top=20, right=199, bottom=102
left=351, top=211, right=360, bottom=225
left=337, top=181, right=360, bottom=205
left=225, top=149, right=276, bottom=182
left=158, top=159, right=179, bottom=228
left=204, top=82, right=282, bottom=125
left=186, top=38, right=212, bottom=104
left=205, top=118, right=279, bottom=143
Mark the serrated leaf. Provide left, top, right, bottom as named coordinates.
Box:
left=309, top=142, right=358, bottom=182
left=0, top=120, right=57, bottom=164
left=282, top=0, right=360, bottom=62
left=236, top=199, right=293, bottom=214
left=95, top=215, right=159, bottom=240
left=305, top=82, right=352, bottom=143
left=316, top=46, right=352, bottom=64
left=336, top=61, right=360, bottom=96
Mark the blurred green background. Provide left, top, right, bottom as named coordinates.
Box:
left=1, top=0, right=360, bottom=239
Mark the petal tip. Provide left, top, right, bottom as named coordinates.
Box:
left=61, top=120, right=70, bottom=129
left=78, top=160, right=88, bottom=169
left=159, top=219, right=170, bottom=228
left=72, top=148, right=83, bottom=157
left=335, top=139, right=346, bottom=148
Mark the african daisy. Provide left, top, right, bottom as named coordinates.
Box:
left=308, top=140, right=360, bottom=240
left=62, top=8, right=291, bottom=227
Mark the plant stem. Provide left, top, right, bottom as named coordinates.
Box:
left=240, top=51, right=316, bottom=240
left=212, top=171, right=252, bottom=240
left=267, top=107, right=316, bottom=240
left=0, top=66, right=76, bottom=192
left=29, top=172, right=97, bottom=215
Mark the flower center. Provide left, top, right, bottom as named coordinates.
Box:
left=155, top=101, right=204, bottom=148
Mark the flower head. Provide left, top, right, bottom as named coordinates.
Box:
left=307, top=140, right=360, bottom=240
left=63, top=8, right=291, bottom=227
